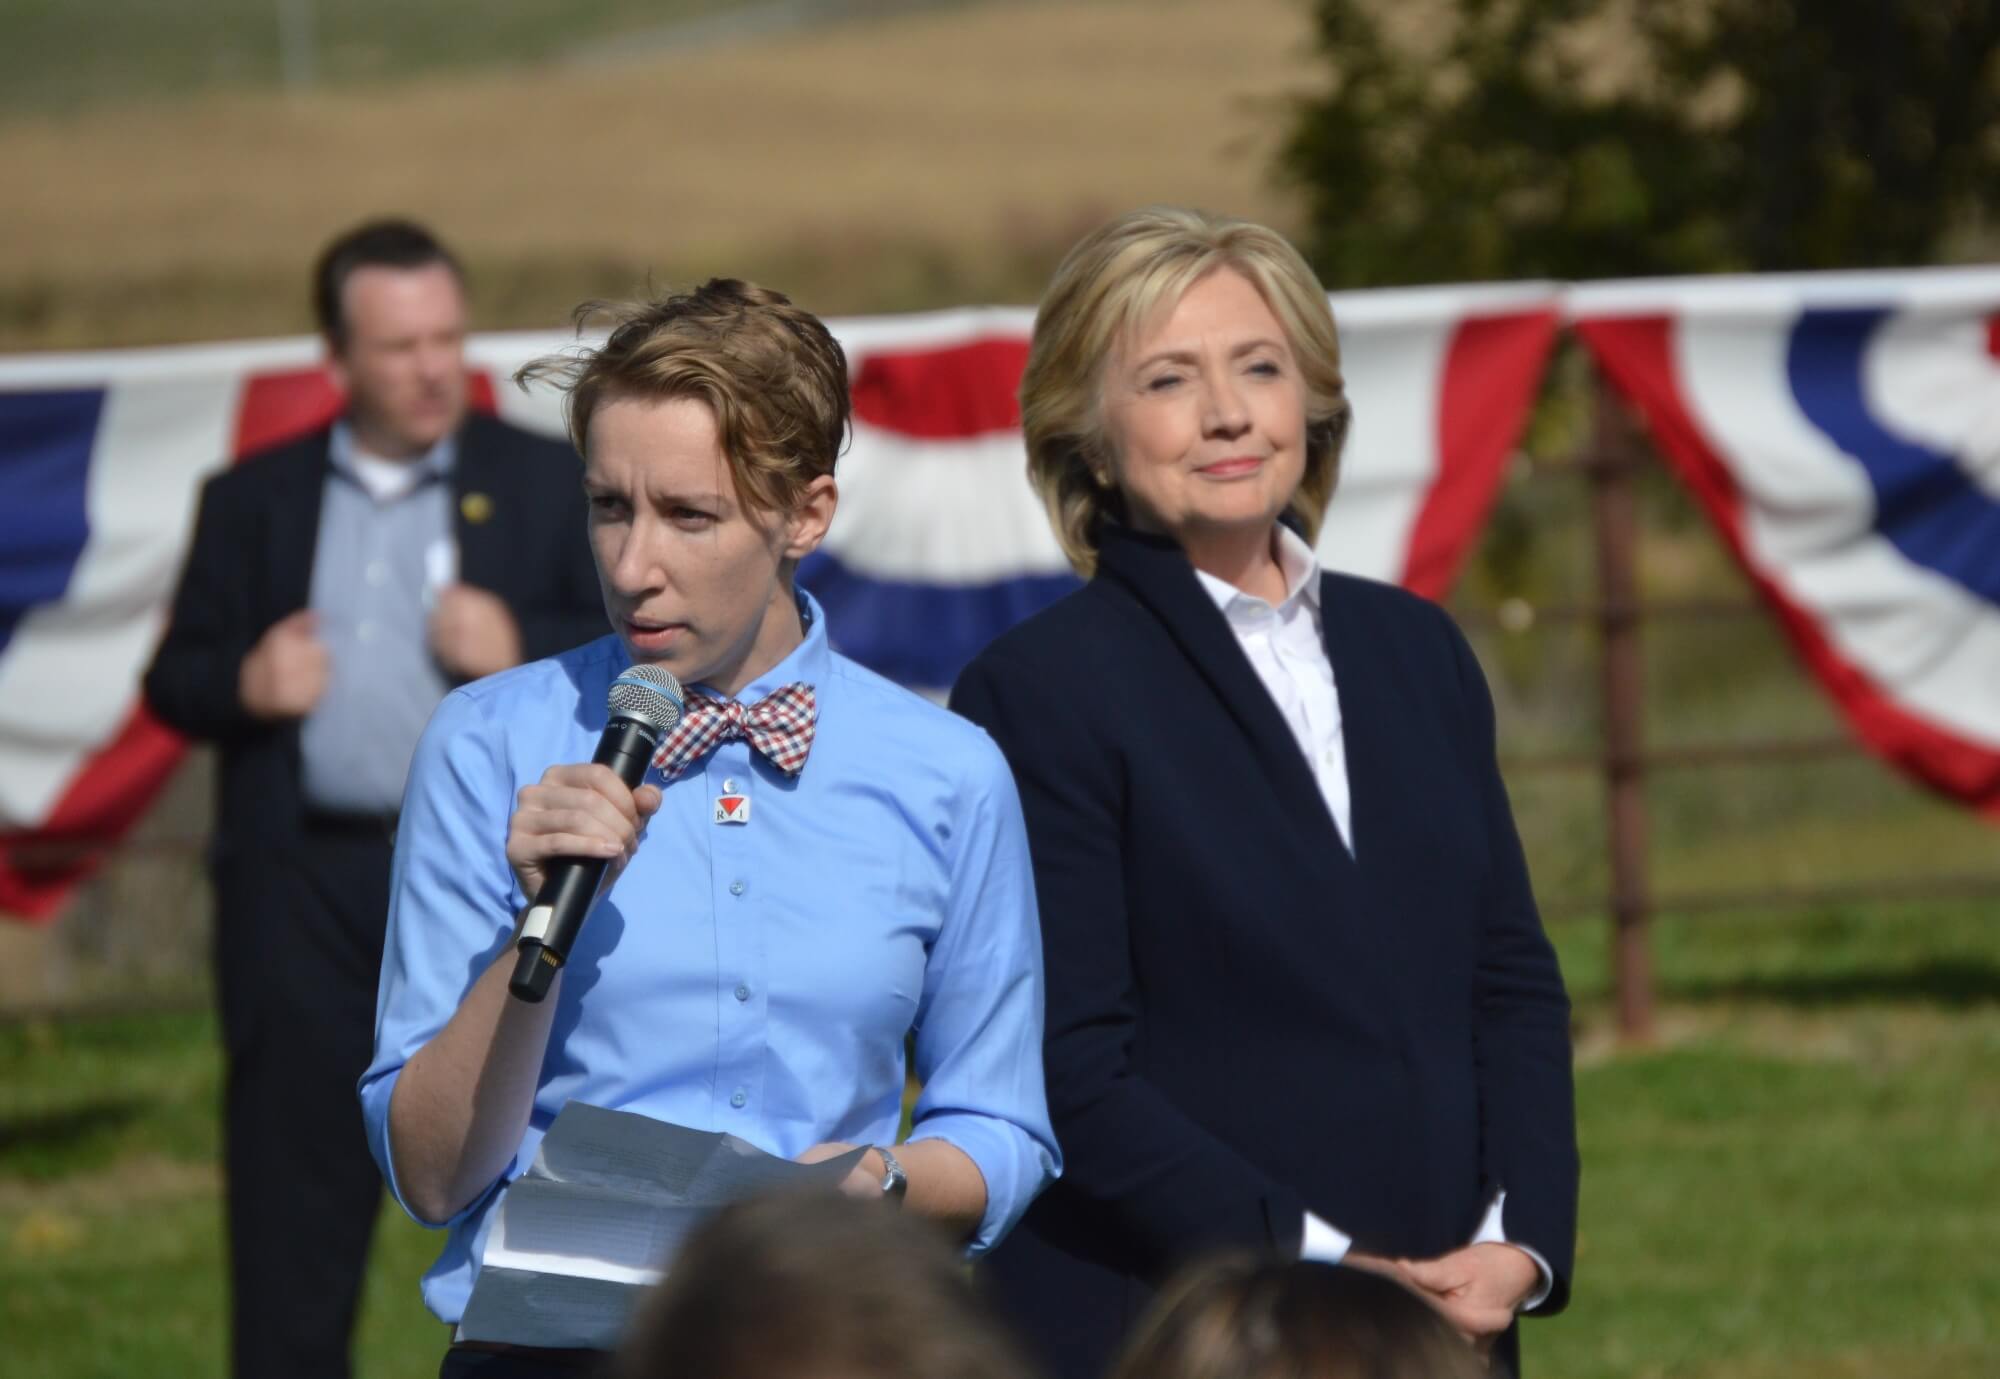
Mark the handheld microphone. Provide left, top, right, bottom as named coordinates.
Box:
left=509, top=664, right=684, bottom=1003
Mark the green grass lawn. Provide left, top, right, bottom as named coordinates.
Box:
left=4, top=901, right=1996, bottom=1377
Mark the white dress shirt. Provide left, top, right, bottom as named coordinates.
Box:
left=1191, top=525, right=1352, bottom=851
left=1194, top=525, right=1552, bottom=1312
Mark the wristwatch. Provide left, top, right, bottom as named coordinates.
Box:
left=871, top=1144, right=908, bottom=1207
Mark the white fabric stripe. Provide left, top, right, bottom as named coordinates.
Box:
left=1330, top=280, right=1556, bottom=327
left=1675, top=316, right=2000, bottom=745
left=0, top=335, right=325, bottom=387
left=1864, top=312, right=2000, bottom=504
left=820, top=424, right=1067, bottom=584
left=0, top=375, right=240, bottom=824
left=485, top=370, right=571, bottom=443
left=1313, top=318, right=1453, bottom=584
left=1566, top=265, right=2000, bottom=317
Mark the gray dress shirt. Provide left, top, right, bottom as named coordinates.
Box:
left=298, top=423, right=456, bottom=814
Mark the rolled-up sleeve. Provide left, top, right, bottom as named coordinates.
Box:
left=905, top=738, right=1061, bottom=1254
left=357, top=686, right=522, bottom=1227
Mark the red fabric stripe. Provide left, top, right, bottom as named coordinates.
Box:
left=1401, top=310, right=1558, bottom=600
left=1987, top=313, right=2000, bottom=362
left=1578, top=315, right=2000, bottom=817
left=850, top=338, right=1030, bottom=440
left=234, top=368, right=344, bottom=457
left=0, top=703, right=186, bottom=922
left=235, top=368, right=499, bottom=459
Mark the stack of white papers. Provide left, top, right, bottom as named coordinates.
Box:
left=458, top=1102, right=866, bottom=1350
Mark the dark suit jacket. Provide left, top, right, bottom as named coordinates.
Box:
left=143, top=412, right=605, bottom=854
left=950, top=522, right=1579, bottom=1379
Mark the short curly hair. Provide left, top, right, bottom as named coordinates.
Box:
left=1020, top=207, right=1351, bottom=575
left=518, top=278, right=850, bottom=513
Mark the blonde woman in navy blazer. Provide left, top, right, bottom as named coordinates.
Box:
left=951, top=208, right=1578, bottom=1379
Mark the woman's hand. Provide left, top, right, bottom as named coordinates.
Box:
left=797, top=1141, right=886, bottom=1200
left=505, top=763, right=662, bottom=900
left=1395, top=1243, right=1541, bottom=1355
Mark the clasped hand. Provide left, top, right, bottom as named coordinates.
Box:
left=1346, top=1243, right=1540, bottom=1355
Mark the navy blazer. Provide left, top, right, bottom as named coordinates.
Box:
left=950, top=522, right=1578, bottom=1379
left=143, top=412, right=605, bottom=853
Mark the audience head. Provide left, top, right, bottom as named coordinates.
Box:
left=614, top=1190, right=1038, bottom=1379
left=1107, top=1255, right=1484, bottom=1379
left=312, top=217, right=469, bottom=457
left=1019, top=205, right=1351, bottom=575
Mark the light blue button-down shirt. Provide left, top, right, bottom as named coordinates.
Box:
left=360, top=591, right=1059, bottom=1323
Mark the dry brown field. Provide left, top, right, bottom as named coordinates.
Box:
left=0, top=0, right=1323, bottom=350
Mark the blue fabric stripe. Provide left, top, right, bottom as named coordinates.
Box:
left=0, top=388, right=103, bottom=658
left=1786, top=308, right=2000, bottom=605
left=800, top=551, right=1078, bottom=689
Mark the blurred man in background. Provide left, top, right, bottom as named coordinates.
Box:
left=143, top=218, right=604, bottom=1379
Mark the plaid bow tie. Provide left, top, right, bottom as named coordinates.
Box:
left=651, top=682, right=818, bottom=782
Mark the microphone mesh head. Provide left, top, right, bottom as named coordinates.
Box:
left=607, top=664, right=685, bottom=741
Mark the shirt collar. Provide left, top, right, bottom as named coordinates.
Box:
left=329, top=419, right=457, bottom=495
left=698, top=587, right=831, bottom=704
left=1191, top=523, right=1323, bottom=618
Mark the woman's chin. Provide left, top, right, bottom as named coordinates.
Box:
left=1178, top=499, right=1287, bottom=541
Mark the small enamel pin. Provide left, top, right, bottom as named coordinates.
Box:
left=460, top=491, right=495, bottom=525
left=713, top=793, right=751, bottom=825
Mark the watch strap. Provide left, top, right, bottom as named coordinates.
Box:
left=871, top=1144, right=908, bottom=1206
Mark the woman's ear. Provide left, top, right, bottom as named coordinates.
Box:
left=781, top=474, right=839, bottom=562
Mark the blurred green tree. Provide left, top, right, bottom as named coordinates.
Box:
left=1281, top=0, right=2000, bottom=285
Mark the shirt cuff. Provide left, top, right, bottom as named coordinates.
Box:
left=905, top=1112, right=1058, bottom=1259
left=1472, top=1190, right=1554, bottom=1313
left=1299, top=1210, right=1352, bottom=1263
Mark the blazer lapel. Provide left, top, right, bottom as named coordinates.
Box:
left=270, top=434, right=331, bottom=617
left=1315, top=571, right=1386, bottom=861
left=452, top=417, right=505, bottom=593
left=1094, top=524, right=1344, bottom=852
left=1313, top=569, right=1439, bottom=1028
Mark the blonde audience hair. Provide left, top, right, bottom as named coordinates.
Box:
left=517, top=278, right=850, bottom=515
left=1020, top=206, right=1352, bottom=575
left=1107, top=1255, right=1485, bottom=1379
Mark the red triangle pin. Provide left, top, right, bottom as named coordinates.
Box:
left=714, top=794, right=751, bottom=825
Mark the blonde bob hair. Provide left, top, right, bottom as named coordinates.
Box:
left=1020, top=206, right=1351, bottom=575
left=517, top=278, right=849, bottom=514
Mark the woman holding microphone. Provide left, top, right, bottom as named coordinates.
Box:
left=362, top=280, right=1058, bottom=1378
left=951, top=208, right=1577, bottom=1378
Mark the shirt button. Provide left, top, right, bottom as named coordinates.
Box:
left=356, top=620, right=378, bottom=643
left=365, top=561, right=389, bottom=586
left=729, top=1089, right=747, bottom=1109
left=734, top=983, right=750, bottom=1002
left=729, top=880, right=746, bottom=897
left=722, top=778, right=738, bottom=793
